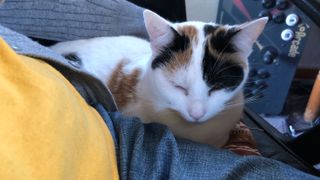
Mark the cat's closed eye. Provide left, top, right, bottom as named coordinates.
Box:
left=171, top=82, right=188, bottom=96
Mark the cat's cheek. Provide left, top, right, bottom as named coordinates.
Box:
left=169, top=98, right=188, bottom=116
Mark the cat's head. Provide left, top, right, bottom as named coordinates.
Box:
left=143, top=10, right=267, bottom=123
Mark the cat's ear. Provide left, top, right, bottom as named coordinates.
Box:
left=232, top=17, right=268, bottom=57
left=143, top=10, right=175, bottom=53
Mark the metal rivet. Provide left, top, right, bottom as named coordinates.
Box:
left=68, top=60, right=81, bottom=69
left=11, top=45, right=20, bottom=51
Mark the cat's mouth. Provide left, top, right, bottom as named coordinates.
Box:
left=168, top=108, right=209, bottom=124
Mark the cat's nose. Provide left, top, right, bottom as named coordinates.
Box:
left=188, top=101, right=206, bottom=121
left=189, top=110, right=205, bottom=121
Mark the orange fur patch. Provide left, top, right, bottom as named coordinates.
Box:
left=207, top=34, right=218, bottom=55
left=178, top=25, right=198, bottom=44
left=162, top=25, right=197, bottom=72
left=166, top=48, right=193, bottom=72
left=107, top=61, right=141, bottom=109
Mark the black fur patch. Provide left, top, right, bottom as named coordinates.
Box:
left=204, top=24, right=219, bottom=36
left=202, top=45, right=243, bottom=93
left=151, top=28, right=190, bottom=69
left=204, top=25, right=240, bottom=53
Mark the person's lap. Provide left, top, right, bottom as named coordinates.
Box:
left=105, top=110, right=317, bottom=179
left=0, top=0, right=318, bottom=179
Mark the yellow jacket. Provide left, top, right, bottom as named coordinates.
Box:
left=0, top=38, right=119, bottom=179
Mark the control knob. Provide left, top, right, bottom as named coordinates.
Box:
left=286, top=13, right=299, bottom=26
left=262, top=47, right=278, bottom=64
left=262, top=0, right=276, bottom=9
left=281, top=29, right=294, bottom=41
left=276, top=0, right=289, bottom=10
left=273, top=12, right=285, bottom=24
left=258, top=10, right=271, bottom=20
left=257, top=69, right=270, bottom=79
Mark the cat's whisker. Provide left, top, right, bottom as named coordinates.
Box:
left=243, top=91, right=264, bottom=98
left=244, top=80, right=258, bottom=83
left=212, top=36, right=239, bottom=75
left=210, top=40, right=233, bottom=75
left=213, top=63, right=242, bottom=76
left=222, top=75, right=244, bottom=78
left=214, top=75, right=244, bottom=80
left=222, top=102, right=247, bottom=111
left=248, top=62, right=263, bottom=65
left=230, top=100, right=258, bottom=108
left=212, top=57, right=228, bottom=75
left=246, top=91, right=272, bottom=98
left=223, top=96, right=260, bottom=110
left=245, top=95, right=262, bottom=102
left=243, top=92, right=273, bottom=105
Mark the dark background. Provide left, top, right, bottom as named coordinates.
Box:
left=128, top=0, right=186, bottom=21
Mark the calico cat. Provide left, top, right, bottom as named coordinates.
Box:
left=51, top=10, right=267, bottom=147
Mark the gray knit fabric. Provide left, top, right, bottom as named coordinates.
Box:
left=0, top=0, right=148, bottom=41
left=0, top=24, right=85, bottom=71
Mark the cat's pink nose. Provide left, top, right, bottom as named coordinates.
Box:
left=188, top=102, right=205, bottom=121
left=189, top=110, right=205, bottom=120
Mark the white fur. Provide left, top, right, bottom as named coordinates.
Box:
left=51, top=10, right=267, bottom=147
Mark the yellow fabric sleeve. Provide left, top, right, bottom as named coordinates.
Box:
left=0, top=38, right=119, bottom=180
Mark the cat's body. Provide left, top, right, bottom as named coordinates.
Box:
left=51, top=10, right=267, bottom=147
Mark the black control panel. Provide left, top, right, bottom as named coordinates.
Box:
left=217, top=0, right=320, bottom=114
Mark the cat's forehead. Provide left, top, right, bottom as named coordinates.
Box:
left=174, top=21, right=243, bottom=63
left=173, top=21, right=234, bottom=41
left=154, top=21, right=245, bottom=80
left=174, top=21, right=207, bottom=44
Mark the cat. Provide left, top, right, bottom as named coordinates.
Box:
left=51, top=10, right=267, bottom=147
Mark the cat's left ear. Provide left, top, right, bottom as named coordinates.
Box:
left=143, top=10, right=175, bottom=54
left=232, top=17, right=268, bottom=57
